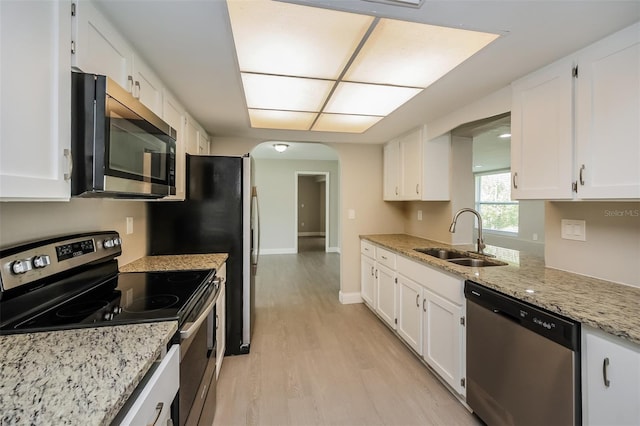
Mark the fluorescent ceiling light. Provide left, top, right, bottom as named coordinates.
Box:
left=344, top=19, right=499, bottom=88
left=227, top=0, right=373, bottom=79
left=325, top=82, right=421, bottom=116
left=227, top=0, right=500, bottom=133
left=241, top=73, right=333, bottom=111
left=248, top=109, right=317, bottom=131
left=313, top=114, right=383, bottom=133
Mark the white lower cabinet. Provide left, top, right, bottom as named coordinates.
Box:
left=360, top=242, right=466, bottom=398
left=582, top=326, right=640, bottom=426
left=422, top=288, right=464, bottom=394
left=396, top=274, right=423, bottom=354
left=375, top=264, right=396, bottom=329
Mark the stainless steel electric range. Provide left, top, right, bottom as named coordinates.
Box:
left=0, top=231, right=221, bottom=425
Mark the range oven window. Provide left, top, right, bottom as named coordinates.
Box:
left=106, top=97, right=174, bottom=184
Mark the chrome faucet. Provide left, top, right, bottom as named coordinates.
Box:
left=449, top=208, right=486, bottom=255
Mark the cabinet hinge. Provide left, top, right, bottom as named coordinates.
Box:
left=460, top=316, right=465, bottom=326
left=71, top=40, right=76, bottom=55
left=71, top=2, right=76, bottom=16
left=572, top=65, right=578, bottom=78
left=461, top=378, right=466, bottom=388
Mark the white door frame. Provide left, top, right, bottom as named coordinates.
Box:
left=294, top=171, right=330, bottom=253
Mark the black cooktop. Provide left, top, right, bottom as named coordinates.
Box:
left=0, top=268, right=216, bottom=334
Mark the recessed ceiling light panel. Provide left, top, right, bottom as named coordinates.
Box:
left=313, top=113, right=383, bottom=133
left=344, top=18, right=499, bottom=88
left=324, top=82, right=421, bottom=116
left=241, top=73, right=333, bottom=111
left=248, top=109, right=317, bottom=130
left=227, top=0, right=374, bottom=80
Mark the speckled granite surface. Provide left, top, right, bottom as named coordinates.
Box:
left=0, top=321, right=177, bottom=426
left=361, top=234, right=640, bottom=346
left=119, top=253, right=228, bottom=273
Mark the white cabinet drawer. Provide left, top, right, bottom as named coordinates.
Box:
left=397, top=255, right=463, bottom=305
left=361, top=240, right=376, bottom=258
left=117, top=344, right=180, bottom=426
left=376, top=247, right=396, bottom=269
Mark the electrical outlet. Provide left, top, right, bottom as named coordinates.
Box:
left=417, top=210, right=423, bottom=221
left=561, top=219, right=586, bottom=241
left=348, top=209, right=356, bottom=220
left=126, top=217, right=134, bottom=235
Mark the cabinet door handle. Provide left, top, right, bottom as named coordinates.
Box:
left=395, top=186, right=398, bottom=196
left=579, top=164, right=585, bottom=186
left=512, top=172, right=518, bottom=189
left=149, top=402, right=164, bottom=426
left=134, top=81, right=141, bottom=99
left=602, top=357, right=611, bottom=388
left=375, top=269, right=378, bottom=279
left=422, top=298, right=426, bottom=312
left=381, top=255, right=387, bottom=260
left=127, top=75, right=134, bottom=92
left=370, top=266, right=374, bottom=276
left=415, top=294, right=419, bottom=307
left=416, top=184, right=419, bottom=194
left=63, top=149, right=73, bottom=181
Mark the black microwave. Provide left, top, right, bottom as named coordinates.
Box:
left=71, top=72, right=176, bottom=199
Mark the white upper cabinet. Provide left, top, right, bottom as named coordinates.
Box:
left=383, top=125, right=451, bottom=201
left=185, top=115, right=200, bottom=155
left=511, top=22, right=639, bottom=200
left=72, top=0, right=164, bottom=116
left=0, top=0, right=72, bottom=201
left=511, top=58, right=574, bottom=200
left=575, top=23, right=640, bottom=199
left=383, top=139, right=400, bottom=200
left=72, top=0, right=133, bottom=89
left=399, top=129, right=422, bottom=200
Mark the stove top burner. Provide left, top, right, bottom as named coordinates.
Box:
left=123, top=294, right=180, bottom=313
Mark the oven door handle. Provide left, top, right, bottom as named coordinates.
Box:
left=180, top=281, right=220, bottom=340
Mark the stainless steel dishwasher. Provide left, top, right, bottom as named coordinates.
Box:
left=465, top=280, right=580, bottom=426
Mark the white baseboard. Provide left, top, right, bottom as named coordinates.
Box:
left=298, top=232, right=326, bottom=237
left=339, top=291, right=362, bottom=305
left=260, top=248, right=297, bottom=255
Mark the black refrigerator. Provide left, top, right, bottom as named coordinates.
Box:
left=148, top=155, right=257, bottom=355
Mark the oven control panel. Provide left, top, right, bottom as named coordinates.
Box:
left=0, top=231, right=122, bottom=293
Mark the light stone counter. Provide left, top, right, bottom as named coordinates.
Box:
left=0, top=321, right=177, bottom=425
left=361, top=234, right=640, bottom=345
left=119, top=253, right=228, bottom=273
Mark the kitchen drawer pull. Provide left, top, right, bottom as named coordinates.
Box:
left=381, top=255, right=387, bottom=260
left=148, top=402, right=163, bottom=426
left=579, top=164, right=585, bottom=186
left=415, top=294, right=419, bottom=307
left=602, top=357, right=610, bottom=387
left=512, top=172, right=518, bottom=189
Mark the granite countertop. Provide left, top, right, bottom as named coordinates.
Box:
left=119, top=253, right=228, bottom=273
left=0, top=321, right=177, bottom=425
left=361, top=234, right=640, bottom=346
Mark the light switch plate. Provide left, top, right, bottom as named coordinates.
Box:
left=348, top=209, right=356, bottom=220
left=126, top=217, right=134, bottom=235
left=561, top=219, right=586, bottom=241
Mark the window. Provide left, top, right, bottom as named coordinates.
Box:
left=475, top=171, right=518, bottom=234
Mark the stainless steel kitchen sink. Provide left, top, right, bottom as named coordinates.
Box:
left=413, top=247, right=469, bottom=259
left=447, top=258, right=507, bottom=267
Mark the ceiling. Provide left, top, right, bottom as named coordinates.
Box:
left=95, top=0, right=639, bottom=145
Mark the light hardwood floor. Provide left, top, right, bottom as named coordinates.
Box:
left=211, top=251, right=481, bottom=426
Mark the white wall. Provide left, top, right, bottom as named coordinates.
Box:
left=0, top=199, right=148, bottom=266
left=254, top=159, right=339, bottom=253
